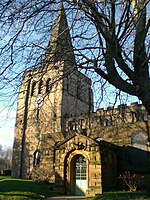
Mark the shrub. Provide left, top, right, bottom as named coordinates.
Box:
left=31, top=167, right=54, bottom=184
left=119, top=171, right=144, bottom=192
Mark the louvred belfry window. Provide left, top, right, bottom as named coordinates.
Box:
left=31, top=82, right=36, bottom=96
left=38, top=80, right=43, bottom=94
left=46, top=78, right=51, bottom=93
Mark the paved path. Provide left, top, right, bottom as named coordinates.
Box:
left=47, top=196, right=91, bottom=200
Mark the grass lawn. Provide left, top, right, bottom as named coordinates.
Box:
left=0, top=176, right=53, bottom=199
left=92, top=191, right=150, bottom=200
left=1, top=176, right=150, bottom=200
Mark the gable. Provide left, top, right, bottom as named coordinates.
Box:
left=55, top=133, right=98, bottom=151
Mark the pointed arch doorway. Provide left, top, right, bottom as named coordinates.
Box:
left=68, top=154, right=87, bottom=195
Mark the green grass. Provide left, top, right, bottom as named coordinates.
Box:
left=0, top=176, right=53, bottom=199
left=92, top=191, right=150, bottom=200
left=1, top=177, right=150, bottom=200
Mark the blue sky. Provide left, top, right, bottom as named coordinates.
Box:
left=0, top=1, right=146, bottom=148
left=0, top=108, right=16, bottom=148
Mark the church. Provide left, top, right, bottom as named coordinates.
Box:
left=12, top=5, right=150, bottom=196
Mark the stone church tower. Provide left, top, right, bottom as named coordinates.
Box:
left=12, top=4, right=150, bottom=197
left=12, top=5, right=93, bottom=179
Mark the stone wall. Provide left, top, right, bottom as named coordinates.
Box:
left=100, top=141, right=120, bottom=191
left=65, top=102, right=150, bottom=147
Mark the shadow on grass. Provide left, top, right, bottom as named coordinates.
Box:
left=0, top=177, right=53, bottom=199
left=93, top=191, right=150, bottom=200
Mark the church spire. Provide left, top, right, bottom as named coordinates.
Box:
left=45, top=3, right=76, bottom=66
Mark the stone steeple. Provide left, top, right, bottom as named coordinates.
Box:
left=45, top=3, right=76, bottom=66
left=12, top=2, right=93, bottom=181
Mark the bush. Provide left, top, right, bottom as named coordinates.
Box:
left=31, top=167, right=54, bottom=184
left=119, top=171, right=144, bottom=192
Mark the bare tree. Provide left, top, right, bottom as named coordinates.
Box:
left=0, top=1, right=149, bottom=112
left=0, top=144, right=12, bottom=174
left=68, top=0, right=150, bottom=111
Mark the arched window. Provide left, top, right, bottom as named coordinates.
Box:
left=99, top=117, right=103, bottom=126
left=131, top=112, right=136, bottom=122
left=68, top=121, right=76, bottom=131
left=103, top=119, right=111, bottom=126
left=33, top=150, right=40, bottom=167
left=38, top=80, right=43, bottom=94
left=131, top=132, right=147, bottom=151
left=143, top=115, right=148, bottom=121
left=31, top=82, right=36, bottom=96
left=46, top=78, right=51, bottom=93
